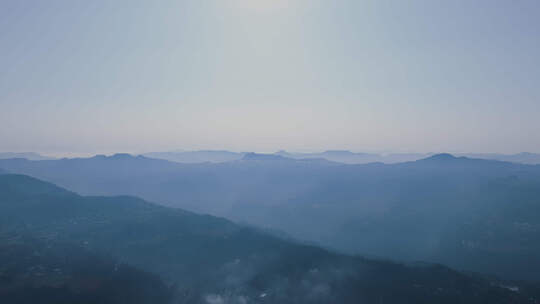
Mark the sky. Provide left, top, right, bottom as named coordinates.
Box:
left=1, top=0, right=539, bottom=156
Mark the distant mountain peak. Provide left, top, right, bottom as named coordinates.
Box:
left=423, top=153, right=458, bottom=161
left=88, top=153, right=148, bottom=161
left=431, top=153, right=456, bottom=158
left=242, top=152, right=288, bottom=161
left=111, top=153, right=134, bottom=158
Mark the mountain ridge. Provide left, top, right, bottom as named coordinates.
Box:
left=140, top=149, right=540, bottom=165
left=2, top=154, right=540, bottom=280
left=0, top=173, right=537, bottom=303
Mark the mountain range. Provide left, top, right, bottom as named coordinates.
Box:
left=3, top=150, right=539, bottom=164
left=0, top=173, right=537, bottom=303
left=1, top=153, right=540, bottom=281
left=140, top=150, right=540, bottom=165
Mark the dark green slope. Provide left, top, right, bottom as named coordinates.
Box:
left=0, top=239, right=174, bottom=304
left=0, top=174, right=537, bottom=303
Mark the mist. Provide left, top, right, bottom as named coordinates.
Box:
left=2, top=0, right=540, bottom=303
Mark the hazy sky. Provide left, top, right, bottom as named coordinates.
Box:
left=1, top=0, right=539, bottom=156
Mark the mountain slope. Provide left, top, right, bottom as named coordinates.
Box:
left=0, top=174, right=535, bottom=303
left=0, top=239, right=174, bottom=304
left=459, top=152, right=540, bottom=165
left=1, top=155, right=540, bottom=280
